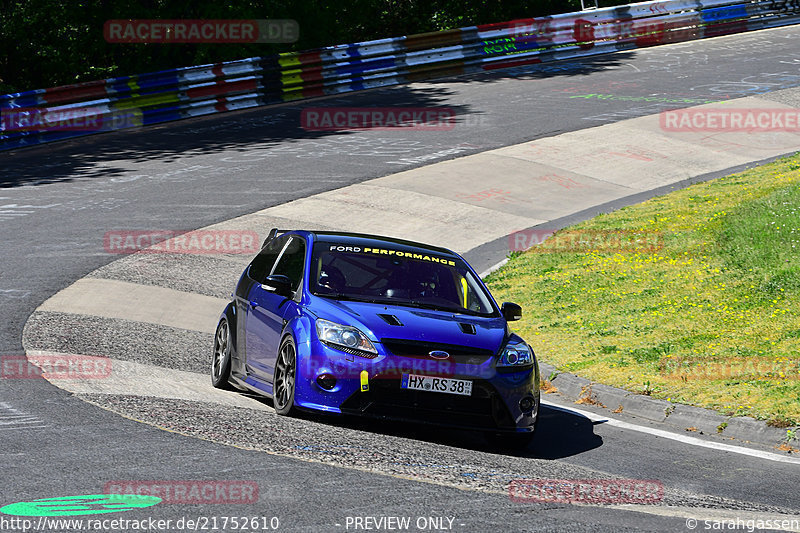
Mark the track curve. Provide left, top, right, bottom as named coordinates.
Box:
left=4, top=26, right=800, bottom=532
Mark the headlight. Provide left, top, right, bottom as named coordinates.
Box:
left=497, top=341, right=533, bottom=368
left=316, top=319, right=377, bottom=355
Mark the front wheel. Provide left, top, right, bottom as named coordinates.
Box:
left=211, top=317, right=233, bottom=389
left=273, top=336, right=297, bottom=415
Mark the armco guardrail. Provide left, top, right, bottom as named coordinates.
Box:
left=2, top=0, right=798, bottom=151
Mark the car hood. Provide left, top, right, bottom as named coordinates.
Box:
left=309, top=295, right=507, bottom=353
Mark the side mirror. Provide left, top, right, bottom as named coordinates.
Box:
left=501, top=302, right=522, bottom=322
left=262, top=274, right=293, bottom=298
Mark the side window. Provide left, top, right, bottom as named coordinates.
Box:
left=248, top=236, right=287, bottom=283
left=271, top=237, right=306, bottom=291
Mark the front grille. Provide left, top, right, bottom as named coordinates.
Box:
left=381, top=338, right=493, bottom=365
left=340, top=376, right=515, bottom=430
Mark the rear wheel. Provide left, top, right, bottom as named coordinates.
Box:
left=211, top=317, right=233, bottom=389
left=273, top=336, right=297, bottom=415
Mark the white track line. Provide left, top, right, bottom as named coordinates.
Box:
left=479, top=258, right=508, bottom=279
left=542, top=401, right=800, bottom=465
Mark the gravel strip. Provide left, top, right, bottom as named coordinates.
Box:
left=23, top=311, right=211, bottom=373
left=88, top=252, right=247, bottom=299
left=760, top=86, right=800, bottom=108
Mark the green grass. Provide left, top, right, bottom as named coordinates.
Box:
left=487, top=154, right=800, bottom=427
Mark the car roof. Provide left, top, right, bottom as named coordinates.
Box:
left=307, top=231, right=458, bottom=257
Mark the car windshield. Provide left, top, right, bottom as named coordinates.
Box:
left=310, top=242, right=497, bottom=316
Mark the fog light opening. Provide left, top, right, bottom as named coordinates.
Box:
left=519, top=396, right=535, bottom=413
left=316, top=373, right=337, bottom=391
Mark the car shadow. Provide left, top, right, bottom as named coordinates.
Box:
left=293, top=402, right=603, bottom=459
left=526, top=403, right=605, bottom=459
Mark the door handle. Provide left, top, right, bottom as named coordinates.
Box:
left=249, top=300, right=259, bottom=308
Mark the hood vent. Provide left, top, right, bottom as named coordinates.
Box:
left=458, top=323, right=477, bottom=335
left=378, top=314, right=404, bottom=326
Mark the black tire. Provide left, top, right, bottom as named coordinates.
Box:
left=211, top=317, right=233, bottom=390
left=273, top=335, right=297, bottom=416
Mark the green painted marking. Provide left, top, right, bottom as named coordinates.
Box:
left=0, top=494, right=161, bottom=516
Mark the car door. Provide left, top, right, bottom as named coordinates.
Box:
left=241, top=235, right=288, bottom=379
left=246, top=235, right=306, bottom=381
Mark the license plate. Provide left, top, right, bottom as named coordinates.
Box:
left=401, top=373, right=472, bottom=396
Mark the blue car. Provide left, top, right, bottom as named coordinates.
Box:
left=211, top=229, right=540, bottom=442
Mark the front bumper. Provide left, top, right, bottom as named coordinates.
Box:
left=293, top=339, right=539, bottom=431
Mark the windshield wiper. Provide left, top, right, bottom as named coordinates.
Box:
left=314, top=293, right=391, bottom=305
left=402, top=300, right=468, bottom=314
left=313, top=292, right=345, bottom=299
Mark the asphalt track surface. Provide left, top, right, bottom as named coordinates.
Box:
left=2, top=27, right=800, bottom=532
